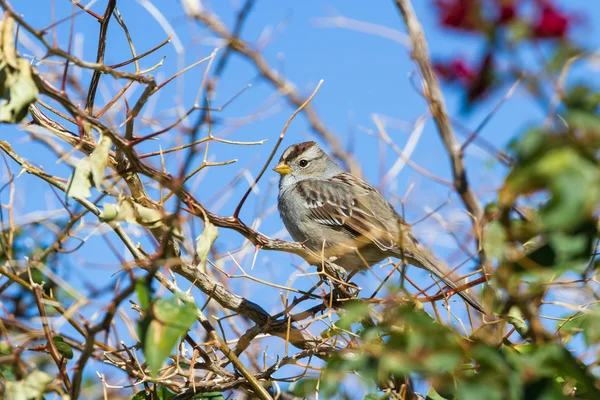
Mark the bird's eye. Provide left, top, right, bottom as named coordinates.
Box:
left=298, top=159, right=309, bottom=168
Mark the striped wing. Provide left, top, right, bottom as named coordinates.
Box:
left=296, top=173, right=398, bottom=251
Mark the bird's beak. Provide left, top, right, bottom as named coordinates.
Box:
left=273, top=161, right=292, bottom=175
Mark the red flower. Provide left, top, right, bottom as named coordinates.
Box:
left=433, top=58, right=478, bottom=85
left=466, top=52, right=495, bottom=105
left=497, top=3, right=516, bottom=24
left=435, top=0, right=482, bottom=31
left=434, top=54, right=495, bottom=106
left=533, top=3, right=570, bottom=38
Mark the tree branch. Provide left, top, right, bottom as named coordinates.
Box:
left=393, top=0, right=489, bottom=274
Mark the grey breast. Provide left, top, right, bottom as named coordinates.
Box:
left=277, top=184, right=312, bottom=244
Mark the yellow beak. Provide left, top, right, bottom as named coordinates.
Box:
left=273, top=161, right=292, bottom=175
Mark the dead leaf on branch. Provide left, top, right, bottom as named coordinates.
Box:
left=99, top=197, right=183, bottom=239
left=0, top=15, right=38, bottom=123
left=195, top=217, right=218, bottom=272
left=65, top=134, right=112, bottom=199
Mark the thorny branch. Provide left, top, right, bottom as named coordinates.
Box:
left=393, top=0, right=490, bottom=277
left=188, top=6, right=363, bottom=176
left=0, top=1, right=553, bottom=398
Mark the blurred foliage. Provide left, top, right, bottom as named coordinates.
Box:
left=131, top=385, right=177, bottom=400
left=295, top=8, right=600, bottom=393
left=296, top=300, right=600, bottom=399
left=3, top=1, right=600, bottom=398
left=136, top=281, right=198, bottom=379
left=3, top=370, right=52, bottom=400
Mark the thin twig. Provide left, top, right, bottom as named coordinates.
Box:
left=233, top=79, right=324, bottom=218
left=393, top=0, right=489, bottom=276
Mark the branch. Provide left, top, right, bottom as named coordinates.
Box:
left=189, top=9, right=362, bottom=176
left=392, top=0, right=489, bottom=273
left=234, top=79, right=324, bottom=217
left=84, top=0, right=116, bottom=114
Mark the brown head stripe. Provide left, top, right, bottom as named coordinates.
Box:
left=281, top=141, right=317, bottom=162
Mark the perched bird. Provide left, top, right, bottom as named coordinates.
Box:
left=274, top=141, right=485, bottom=314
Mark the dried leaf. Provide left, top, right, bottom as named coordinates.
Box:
left=66, top=134, right=112, bottom=199
left=0, top=16, right=17, bottom=68
left=100, top=198, right=163, bottom=228
left=99, top=197, right=182, bottom=239
left=89, top=134, right=112, bottom=189
left=65, top=158, right=94, bottom=198
left=0, top=16, right=38, bottom=123
left=195, top=219, right=218, bottom=271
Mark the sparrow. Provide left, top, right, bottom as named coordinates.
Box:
left=274, top=141, right=485, bottom=314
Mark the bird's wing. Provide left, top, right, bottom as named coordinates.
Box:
left=295, top=174, right=487, bottom=314
left=295, top=173, right=400, bottom=251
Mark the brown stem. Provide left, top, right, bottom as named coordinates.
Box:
left=393, top=0, right=489, bottom=275
left=32, top=284, right=72, bottom=391
left=85, top=0, right=117, bottom=114
left=190, top=9, right=362, bottom=176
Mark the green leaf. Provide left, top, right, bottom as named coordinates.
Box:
left=426, top=387, right=448, bottom=400
left=517, top=343, right=600, bottom=397
left=501, top=146, right=600, bottom=233
left=336, top=301, right=370, bottom=330
left=293, top=378, right=319, bottom=397
left=0, top=341, right=16, bottom=381
left=293, top=374, right=340, bottom=399
left=0, top=340, right=12, bottom=355
left=422, top=351, right=461, bottom=372
left=547, top=43, right=581, bottom=74
left=505, top=306, right=528, bottom=337
left=136, top=280, right=151, bottom=310
left=65, top=158, right=94, bottom=198
left=557, top=305, right=600, bottom=346
left=320, top=326, right=342, bottom=339
left=457, top=382, right=503, bottom=400
left=65, top=134, right=112, bottom=199
left=131, top=390, right=147, bottom=400
left=195, top=219, right=218, bottom=272
left=540, top=165, right=598, bottom=231
left=563, top=85, right=600, bottom=113
left=195, top=393, right=225, bottom=400
left=327, top=351, right=378, bottom=383
left=318, top=371, right=342, bottom=399
left=510, top=128, right=545, bottom=162
left=4, top=370, right=52, bottom=400
left=547, top=226, right=595, bottom=266
left=52, top=335, right=74, bottom=359
left=566, top=110, right=600, bottom=139
left=140, top=297, right=197, bottom=378
left=364, top=393, right=390, bottom=400
left=484, top=221, right=507, bottom=261
left=131, top=385, right=177, bottom=400
left=523, top=378, right=566, bottom=400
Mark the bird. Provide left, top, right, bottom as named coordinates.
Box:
left=273, top=141, right=486, bottom=314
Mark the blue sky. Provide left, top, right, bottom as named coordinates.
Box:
left=3, top=0, right=600, bottom=396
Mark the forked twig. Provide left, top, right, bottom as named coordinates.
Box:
left=233, top=79, right=324, bottom=218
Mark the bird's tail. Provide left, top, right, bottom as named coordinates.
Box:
left=406, top=244, right=487, bottom=315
